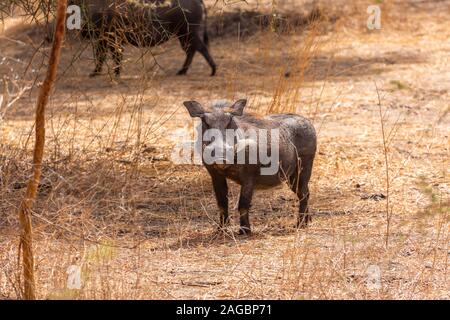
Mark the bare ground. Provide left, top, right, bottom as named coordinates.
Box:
left=0, top=0, right=449, bottom=299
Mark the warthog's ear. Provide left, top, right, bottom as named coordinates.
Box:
left=230, top=99, right=247, bottom=116
left=183, top=101, right=205, bottom=118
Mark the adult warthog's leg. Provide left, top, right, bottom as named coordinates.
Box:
left=90, top=39, right=108, bottom=77
left=109, top=44, right=123, bottom=78
left=195, top=35, right=217, bottom=76
left=177, top=34, right=197, bottom=75
left=177, top=32, right=216, bottom=76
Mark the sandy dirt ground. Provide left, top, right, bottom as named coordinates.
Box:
left=0, top=0, right=449, bottom=299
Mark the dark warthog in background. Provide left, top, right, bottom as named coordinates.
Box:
left=72, top=0, right=216, bottom=77
left=183, top=99, right=317, bottom=235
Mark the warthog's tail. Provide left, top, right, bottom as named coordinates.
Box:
left=200, top=0, right=210, bottom=47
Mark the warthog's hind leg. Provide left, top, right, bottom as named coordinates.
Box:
left=177, top=33, right=216, bottom=76
left=289, top=155, right=314, bottom=228
left=177, top=35, right=197, bottom=75
left=196, top=37, right=217, bottom=76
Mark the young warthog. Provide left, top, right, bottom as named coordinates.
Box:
left=183, top=99, right=317, bottom=235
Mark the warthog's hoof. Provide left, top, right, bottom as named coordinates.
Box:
left=176, top=69, right=187, bottom=76
left=210, top=67, right=217, bottom=77
left=238, top=227, right=252, bottom=236
left=297, top=215, right=312, bottom=229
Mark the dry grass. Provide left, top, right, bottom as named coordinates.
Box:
left=0, top=0, right=449, bottom=299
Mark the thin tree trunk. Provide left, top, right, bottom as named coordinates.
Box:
left=17, top=0, right=67, bottom=300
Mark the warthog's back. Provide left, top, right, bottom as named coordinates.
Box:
left=266, top=113, right=317, bottom=157
left=236, top=113, right=317, bottom=157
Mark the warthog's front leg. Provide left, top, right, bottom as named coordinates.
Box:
left=238, top=179, right=254, bottom=235
left=209, top=171, right=229, bottom=230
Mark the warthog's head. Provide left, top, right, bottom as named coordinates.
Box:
left=183, top=99, right=248, bottom=166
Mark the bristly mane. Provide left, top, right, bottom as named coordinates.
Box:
left=210, top=100, right=231, bottom=110
left=208, top=100, right=275, bottom=127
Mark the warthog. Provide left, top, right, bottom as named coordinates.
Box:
left=72, top=0, right=217, bottom=77
left=183, top=99, right=317, bottom=235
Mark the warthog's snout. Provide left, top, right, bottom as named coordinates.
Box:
left=203, top=142, right=235, bottom=165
